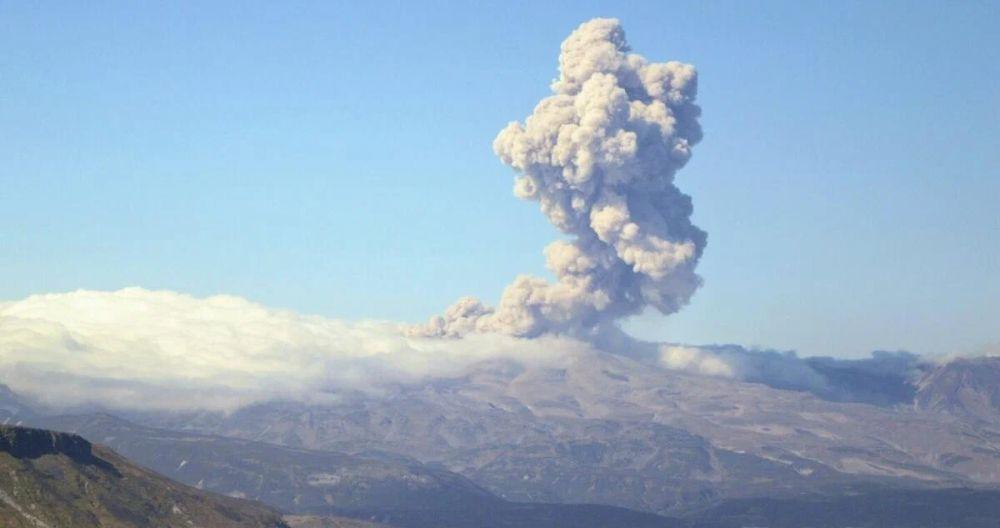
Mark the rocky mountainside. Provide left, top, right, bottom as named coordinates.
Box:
left=31, top=412, right=499, bottom=516
left=3, top=350, right=1000, bottom=527
left=689, top=487, right=1000, bottom=528
left=26, top=413, right=690, bottom=527
left=916, top=357, right=1000, bottom=423
left=4, top=417, right=999, bottom=528
left=142, top=350, right=1000, bottom=516
left=0, top=424, right=288, bottom=528
left=284, top=516, right=390, bottom=528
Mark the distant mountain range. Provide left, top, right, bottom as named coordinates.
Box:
left=130, top=351, right=1000, bottom=514
left=18, top=413, right=688, bottom=528
left=3, top=352, right=1000, bottom=527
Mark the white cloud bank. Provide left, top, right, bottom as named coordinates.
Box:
left=0, top=288, right=585, bottom=412
left=659, top=345, right=831, bottom=388
left=659, top=346, right=737, bottom=378
left=0, top=288, right=940, bottom=412
left=659, top=344, right=925, bottom=405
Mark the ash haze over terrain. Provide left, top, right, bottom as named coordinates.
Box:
left=3, top=14, right=1000, bottom=528
left=0, top=18, right=987, bottom=415
left=5, top=18, right=705, bottom=411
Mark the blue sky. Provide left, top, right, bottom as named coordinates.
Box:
left=2, top=1, right=997, bottom=358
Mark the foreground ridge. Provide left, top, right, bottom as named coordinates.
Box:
left=0, top=424, right=288, bottom=528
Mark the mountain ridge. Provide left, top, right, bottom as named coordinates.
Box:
left=0, top=424, right=289, bottom=528
left=141, top=349, right=999, bottom=514
left=916, top=357, right=1000, bottom=423
left=3, top=351, right=1000, bottom=527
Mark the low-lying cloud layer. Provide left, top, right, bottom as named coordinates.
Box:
left=414, top=18, right=706, bottom=339
left=0, top=288, right=952, bottom=412
left=659, top=345, right=924, bottom=405
left=0, top=288, right=585, bottom=412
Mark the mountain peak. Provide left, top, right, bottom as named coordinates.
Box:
left=916, top=357, right=1000, bottom=421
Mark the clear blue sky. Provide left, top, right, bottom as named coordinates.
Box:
left=2, top=1, right=997, bottom=358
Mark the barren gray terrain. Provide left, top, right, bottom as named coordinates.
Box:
left=116, top=352, right=1000, bottom=515
left=4, top=354, right=1000, bottom=527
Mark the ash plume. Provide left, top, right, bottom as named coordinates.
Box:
left=414, top=18, right=706, bottom=339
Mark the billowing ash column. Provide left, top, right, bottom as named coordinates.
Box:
left=414, top=18, right=706, bottom=339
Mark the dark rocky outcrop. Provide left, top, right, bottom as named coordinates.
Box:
left=1, top=424, right=94, bottom=461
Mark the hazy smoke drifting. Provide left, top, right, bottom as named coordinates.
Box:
left=415, top=18, right=706, bottom=338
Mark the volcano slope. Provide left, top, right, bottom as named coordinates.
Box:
left=5, top=349, right=1000, bottom=528
left=0, top=424, right=288, bottom=528
left=136, top=349, right=1000, bottom=515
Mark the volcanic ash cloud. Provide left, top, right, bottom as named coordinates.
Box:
left=414, top=18, right=706, bottom=339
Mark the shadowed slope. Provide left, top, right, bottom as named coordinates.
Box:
left=0, top=424, right=288, bottom=528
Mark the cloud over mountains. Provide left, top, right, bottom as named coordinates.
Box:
left=0, top=19, right=969, bottom=415
left=0, top=19, right=717, bottom=412
left=0, top=288, right=583, bottom=412
left=659, top=344, right=924, bottom=405
left=0, top=287, right=956, bottom=412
